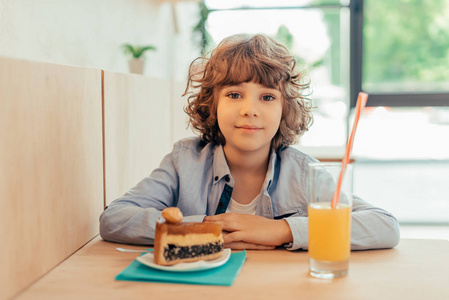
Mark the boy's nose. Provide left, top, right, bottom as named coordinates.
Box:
left=240, top=96, right=259, bottom=117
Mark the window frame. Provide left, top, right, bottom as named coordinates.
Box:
left=350, top=0, right=449, bottom=108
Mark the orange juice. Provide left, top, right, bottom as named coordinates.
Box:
left=308, top=202, right=351, bottom=262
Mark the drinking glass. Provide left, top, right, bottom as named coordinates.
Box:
left=308, top=162, right=353, bottom=279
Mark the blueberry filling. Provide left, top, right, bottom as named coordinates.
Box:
left=164, top=241, right=224, bottom=261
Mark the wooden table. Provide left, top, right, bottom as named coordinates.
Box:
left=15, top=236, right=449, bottom=300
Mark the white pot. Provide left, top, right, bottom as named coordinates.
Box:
left=128, top=58, right=144, bottom=74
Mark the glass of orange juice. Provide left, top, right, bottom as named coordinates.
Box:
left=308, top=162, right=353, bottom=279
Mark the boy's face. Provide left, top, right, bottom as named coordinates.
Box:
left=217, top=81, right=283, bottom=157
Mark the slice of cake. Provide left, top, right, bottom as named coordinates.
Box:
left=153, top=207, right=224, bottom=266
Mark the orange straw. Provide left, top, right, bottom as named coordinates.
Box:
left=331, top=92, right=368, bottom=208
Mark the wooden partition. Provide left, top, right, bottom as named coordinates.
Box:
left=0, top=57, right=104, bottom=300
left=103, top=71, right=172, bottom=206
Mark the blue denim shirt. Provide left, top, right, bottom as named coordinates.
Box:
left=100, top=137, right=400, bottom=250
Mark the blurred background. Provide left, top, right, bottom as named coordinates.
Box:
left=1, top=0, right=448, bottom=239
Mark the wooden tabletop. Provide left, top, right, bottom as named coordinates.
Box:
left=15, top=236, right=449, bottom=300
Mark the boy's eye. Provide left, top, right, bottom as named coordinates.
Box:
left=261, top=95, right=275, bottom=101
left=227, top=92, right=241, bottom=99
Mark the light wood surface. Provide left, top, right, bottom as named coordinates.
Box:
left=0, top=57, right=104, bottom=300
left=15, top=237, right=449, bottom=300
left=103, top=71, right=172, bottom=207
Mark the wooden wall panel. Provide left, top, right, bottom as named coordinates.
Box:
left=104, top=71, right=172, bottom=206
left=0, top=57, right=104, bottom=300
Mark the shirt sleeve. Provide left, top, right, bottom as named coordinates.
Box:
left=99, top=143, right=207, bottom=245
left=283, top=196, right=400, bottom=251
left=99, top=149, right=178, bottom=245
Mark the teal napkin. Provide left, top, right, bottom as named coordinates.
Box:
left=116, top=250, right=246, bottom=286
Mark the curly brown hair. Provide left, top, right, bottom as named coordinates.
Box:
left=184, top=33, right=312, bottom=151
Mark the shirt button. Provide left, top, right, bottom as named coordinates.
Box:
left=225, top=175, right=230, bottom=182
left=214, top=176, right=219, bottom=181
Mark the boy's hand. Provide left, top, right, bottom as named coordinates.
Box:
left=203, top=213, right=293, bottom=248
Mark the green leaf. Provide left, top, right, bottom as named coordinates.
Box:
left=122, top=44, right=156, bottom=59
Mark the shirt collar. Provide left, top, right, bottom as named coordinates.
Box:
left=213, top=144, right=231, bottom=184
left=264, top=148, right=277, bottom=191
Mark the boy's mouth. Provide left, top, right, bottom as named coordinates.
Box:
left=235, top=125, right=262, bottom=132
left=236, top=125, right=261, bottom=129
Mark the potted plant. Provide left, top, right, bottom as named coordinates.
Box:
left=122, top=44, right=156, bottom=74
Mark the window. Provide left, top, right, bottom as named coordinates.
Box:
left=352, top=0, right=449, bottom=107
left=350, top=0, right=449, bottom=161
